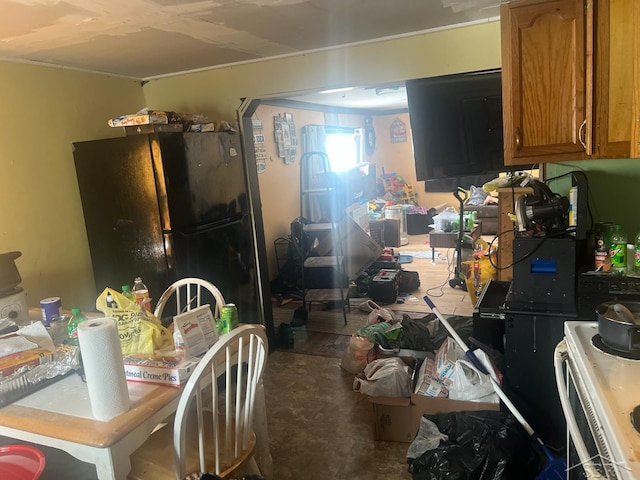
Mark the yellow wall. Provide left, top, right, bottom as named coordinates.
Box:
left=0, top=61, right=145, bottom=311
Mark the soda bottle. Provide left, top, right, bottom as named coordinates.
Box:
left=635, top=232, right=640, bottom=276
left=610, top=224, right=627, bottom=275
left=594, top=224, right=611, bottom=272
left=67, top=308, right=88, bottom=346
left=132, top=277, right=151, bottom=312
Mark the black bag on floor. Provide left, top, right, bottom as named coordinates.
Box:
left=400, top=314, right=473, bottom=352
left=407, top=410, right=539, bottom=480
left=399, top=270, right=420, bottom=292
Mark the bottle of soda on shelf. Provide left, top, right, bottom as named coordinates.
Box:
left=594, top=223, right=611, bottom=272
left=67, top=308, right=88, bottom=346
left=610, top=224, right=628, bottom=275
left=132, top=276, right=151, bottom=312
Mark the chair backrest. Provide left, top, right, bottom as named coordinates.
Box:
left=172, top=324, right=268, bottom=478
left=154, top=278, right=226, bottom=321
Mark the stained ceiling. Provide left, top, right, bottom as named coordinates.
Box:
left=0, top=0, right=500, bottom=80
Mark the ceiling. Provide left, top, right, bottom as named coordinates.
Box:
left=0, top=0, right=500, bottom=81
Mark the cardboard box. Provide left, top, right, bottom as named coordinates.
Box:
left=368, top=355, right=499, bottom=443
left=108, top=110, right=180, bottom=127
left=0, top=348, right=55, bottom=379
left=370, top=392, right=499, bottom=443
left=122, top=355, right=199, bottom=387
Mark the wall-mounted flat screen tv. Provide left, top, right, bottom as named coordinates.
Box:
left=407, top=70, right=527, bottom=192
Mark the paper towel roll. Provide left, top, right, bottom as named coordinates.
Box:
left=77, top=317, right=130, bottom=421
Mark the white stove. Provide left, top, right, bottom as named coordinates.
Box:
left=560, top=321, right=640, bottom=479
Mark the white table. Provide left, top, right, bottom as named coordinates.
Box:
left=0, top=373, right=182, bottom=480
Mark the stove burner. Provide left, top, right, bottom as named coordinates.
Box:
left=592, top=334, right=640, bottom=360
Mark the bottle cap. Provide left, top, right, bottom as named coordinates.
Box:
left=122, top=285, right=131, bottom=291
left=71, top=308, right=81, bottom=315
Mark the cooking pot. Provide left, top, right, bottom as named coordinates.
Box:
left=596, top=301, right=640, bottom=354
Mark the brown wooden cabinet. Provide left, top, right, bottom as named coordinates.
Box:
left=501, top=0, right=589, bottom=165
left=501, top=0, right=638, bottom=164
left=593, top=0, right=634, bottom=158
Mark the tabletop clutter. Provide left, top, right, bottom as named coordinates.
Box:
left=0, top=272, right=239, bottom=422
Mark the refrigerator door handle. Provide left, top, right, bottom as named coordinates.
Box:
left=171, top=214, right=245, bottom=236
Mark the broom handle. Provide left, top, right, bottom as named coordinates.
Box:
left=423, top=295, right=537, bottom=440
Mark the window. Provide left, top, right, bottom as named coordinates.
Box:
left=324, top=126, right=363, bottom=173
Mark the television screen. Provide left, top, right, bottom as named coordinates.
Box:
left=407, top=70, right=520, bottom=192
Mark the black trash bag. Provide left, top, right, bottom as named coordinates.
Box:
left=407, top=411, right=540, bottom=480
left=400, top=314, right=474, bottom=352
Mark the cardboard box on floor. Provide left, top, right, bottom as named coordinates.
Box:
left=368, top=355, right=499, bottom=443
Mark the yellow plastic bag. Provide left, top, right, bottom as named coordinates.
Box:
left=96, top=288, right=173, bottom=355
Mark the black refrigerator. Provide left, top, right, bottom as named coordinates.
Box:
left=72, top=131, right=273, bottom=339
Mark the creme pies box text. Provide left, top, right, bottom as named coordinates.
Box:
left=122, top=357, right=199, bottom=388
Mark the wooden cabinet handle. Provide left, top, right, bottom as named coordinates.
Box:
left=578, top=120, right=587, bottom=149
left=515, top=128, right=522, bottom=153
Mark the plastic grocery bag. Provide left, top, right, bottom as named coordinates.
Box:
left=96, top=288, right=173, bottom=355
left=448, top=359, right=498, bottom=403
left=340, top=335, right=374, bottom=374
left=352, top=357, right=411, bottom=397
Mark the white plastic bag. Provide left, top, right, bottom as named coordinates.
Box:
left=352, top=357, right=412, bottom=397
left=366, top=300, right=396, bottom=324
left=340, top=335, right=374, bottom=374
left=448, top=352, right=499, bottom=403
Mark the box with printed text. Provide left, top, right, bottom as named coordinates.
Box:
left=122, top=355, right=199, bottom=388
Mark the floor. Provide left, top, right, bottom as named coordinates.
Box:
left=0, top=234, right=479, bottom=479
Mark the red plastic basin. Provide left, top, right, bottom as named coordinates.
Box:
left=0, top=445, right=46, bottom=480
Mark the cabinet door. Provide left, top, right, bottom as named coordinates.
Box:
left=594, top=0, right=634, bottom=158
left=630, top=0, right=640, bottom=158
left=501, top=0, right=589, bottom=165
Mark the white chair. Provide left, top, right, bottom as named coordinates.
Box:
left=127, top=324, right=269, bottom=479
left=154, top=277, right=227, bottom=321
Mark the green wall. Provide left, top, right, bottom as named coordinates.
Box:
left=547, top=159, right=640, bottom=240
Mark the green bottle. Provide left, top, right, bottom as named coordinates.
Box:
left=67, top=308, right=88, bottom=346
left=121, top=284, right=136, bottom=302
left=610, top=224, right=627, bottom=275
